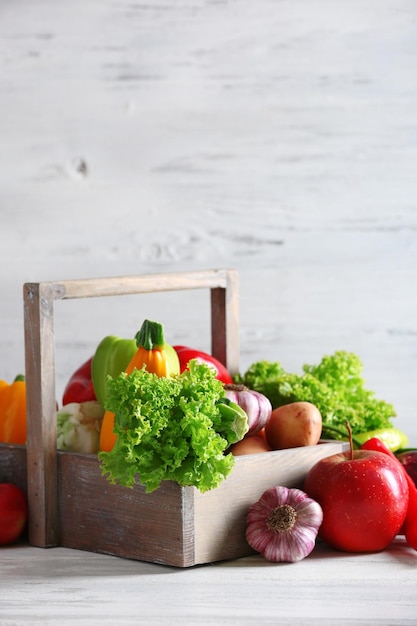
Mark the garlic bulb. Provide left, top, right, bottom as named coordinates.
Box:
left=246, top=485, right=323, bottom=562
left=224, top=384, right=272, bottom=435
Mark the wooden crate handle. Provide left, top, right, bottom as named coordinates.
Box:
left=23, top=269, right=239, bottom=548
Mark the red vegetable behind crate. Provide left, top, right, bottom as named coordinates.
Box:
left=62, top=357, right=97, bottom=406
left=361, top=437, right=417, bottom=551
left=173, top=345, right=233, bottom=384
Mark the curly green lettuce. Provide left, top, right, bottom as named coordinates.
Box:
left=235, top=351, right=396, bottom=438
left=99, top=360, right=241, bottom=493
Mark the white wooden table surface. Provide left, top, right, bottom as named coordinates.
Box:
left=1, top=538, right=416, bottom=625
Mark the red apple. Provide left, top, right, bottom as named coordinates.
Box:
left=396, top=450, right=417, bottom=488
left=0, top=483, right=28, bottom=546
left=303, top=449, right=409, bottom=552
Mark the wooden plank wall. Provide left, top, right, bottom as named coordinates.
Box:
left=1, top=0, right=416, bottom=443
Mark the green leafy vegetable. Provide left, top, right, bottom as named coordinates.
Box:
left=235, top=351, right=396, bottom=438
left=99, top=360, right=243, bottom=493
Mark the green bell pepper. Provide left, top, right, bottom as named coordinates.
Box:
left=321, top=424, right=409, bottom=452
left=354, top=427, right=409, bottom=452
left=91, top=336, right=137, bottom=407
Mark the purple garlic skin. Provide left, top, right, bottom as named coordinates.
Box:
left=224, top=384, right=272, bottom=435
left=246, top=485, right=323, bottom=563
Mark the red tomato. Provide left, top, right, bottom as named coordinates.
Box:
left=0, top=483, right=28, bottom=546
left=173, top=346, right=233, bottom=384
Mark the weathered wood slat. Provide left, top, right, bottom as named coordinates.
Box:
left=0, top=444, right=27, bottom=495
left=23, top=282, right=59, bottom=547
left=57, top=452, right=196, bottom=568
left=57, top=441, right=347, bottom=567
left=43, top=269, right=236, bottom=301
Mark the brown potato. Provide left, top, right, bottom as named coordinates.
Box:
left=229, top=430, right=272, bottom=456
left=265, top=401, right=322, bottom=450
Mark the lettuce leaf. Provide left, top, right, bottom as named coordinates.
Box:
left=98, top=360, right=235, bottom=493
left=236, top=351, right=396, bottom=437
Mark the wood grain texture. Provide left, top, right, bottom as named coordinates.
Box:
left=23, top=282, right=59, bottom=548
left=1, top=538, right=417, bottom=625
left=57, top=452, right=196, bottom=568
left=0, top=444, right=27, bottom=494
left=0, top=0, right=416, bottom=446
left=44, top=440, right=348, bottom=567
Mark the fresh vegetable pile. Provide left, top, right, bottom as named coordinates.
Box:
left=236, top=351, right=407, bottom=449
left=2, top=315, right=417, bottom=563
left=246, top=423, right=417, bottom=564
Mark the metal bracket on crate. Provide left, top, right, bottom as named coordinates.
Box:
left=23, top=269, right=239, bottom=549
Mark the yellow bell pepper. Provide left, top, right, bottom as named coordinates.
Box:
left=0, top=375, right=27, bottom=445
left=99, top=320, right=180, bottom=452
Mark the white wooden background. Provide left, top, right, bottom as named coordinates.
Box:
left=1, top=0, right=417, bottom=443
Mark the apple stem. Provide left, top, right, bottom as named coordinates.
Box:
left=321, top=424, right=362, bottom=449
left=345, top=421, right=354, bottom=460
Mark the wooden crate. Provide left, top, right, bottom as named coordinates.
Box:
left=0, top=444, right=27, bottom=496
left=1, top=268, right=347, bottom=567
left=55, top=441, right=347, bottom=566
